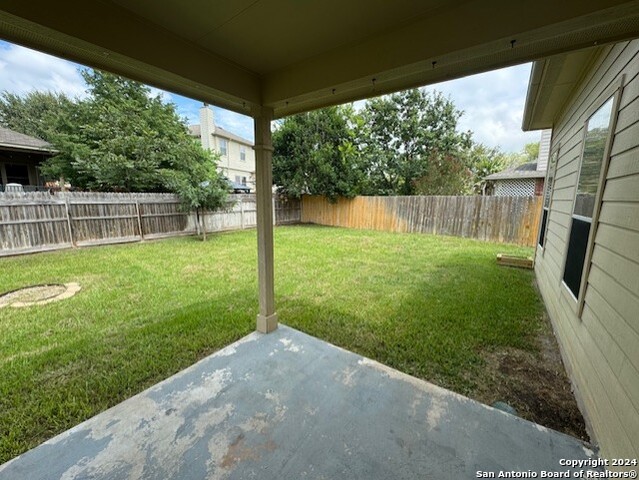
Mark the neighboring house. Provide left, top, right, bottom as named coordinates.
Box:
left=523, top=39, right=639, bottom=459
left=189, top=105, right=256, bottom=190
left=0, top=126, right=56, bottom=191
left=485, top=129, right=551, bottom=196
left=485, top=161, right=546, bottom=196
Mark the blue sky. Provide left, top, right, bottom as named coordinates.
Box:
left=0, top=40, right=541, bottom=152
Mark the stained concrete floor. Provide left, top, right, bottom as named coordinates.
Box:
left=0, top=325, right=601, bottom=479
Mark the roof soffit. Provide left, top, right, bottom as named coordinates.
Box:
left=0, top=0, right=638, bottom=118
left=522, top=46, right=605, bottom=130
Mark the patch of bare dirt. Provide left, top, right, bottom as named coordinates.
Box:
left=0, top=283, right=81, bottom=308
left=474, top=314, right=588, bottom=441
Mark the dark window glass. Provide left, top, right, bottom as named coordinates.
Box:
left=564, top=218, right=591, bottom=297
left=539, top=209, right=549, bottom=248
left=5, top=164, right=30, bottom=185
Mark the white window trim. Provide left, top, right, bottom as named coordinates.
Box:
left=219, top=138, right=228, bottom=156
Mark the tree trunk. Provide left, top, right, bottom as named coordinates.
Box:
left=202, top=209, right=207, bottom=242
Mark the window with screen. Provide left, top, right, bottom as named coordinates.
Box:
left=219, top=138, right=228, bottom=156
left=563, top=96, right=615, bottom=299
left=240, top=146, right=246, bottom=161
left=538, top=150, right=558, bottom=248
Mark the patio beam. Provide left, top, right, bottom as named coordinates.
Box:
left=254, top=107, right=278, bottom=334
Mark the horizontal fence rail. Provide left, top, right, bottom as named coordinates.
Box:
left=301, top=195, right=543, bottom=246
left=0, top=192, right=301, bottom=257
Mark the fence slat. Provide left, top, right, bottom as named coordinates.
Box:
left=0, top=192, right=301, bottom=256
left=301, top=195, right=543, bottom=246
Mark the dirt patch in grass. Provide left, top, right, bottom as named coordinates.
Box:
left=473, top=313, right=588, bottom=441
left=0, top=283, right=81, bottom=308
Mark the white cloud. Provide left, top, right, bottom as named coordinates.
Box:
left=0, top=41, right=86, bottom=98
left=213, top=107, right=253, bottom=141
left=0, top=40, right=539, bottom=152
left=147, top=86, right=173, bottom=104
left=422, top=63, right=541, bottom=152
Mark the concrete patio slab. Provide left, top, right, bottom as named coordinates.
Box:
left=0, top=325, right=601, bottom=479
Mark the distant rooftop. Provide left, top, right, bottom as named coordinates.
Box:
left=188, top=124, right=253, bottom=147
left=0, top=126, right=56, bottom=153
left=485, top=161, right=546, bottom=181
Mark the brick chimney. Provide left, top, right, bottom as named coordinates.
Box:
left=199, top=104, right=216, bottom=151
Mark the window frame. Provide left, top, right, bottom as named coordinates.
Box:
left=240, top=146, right=246, bottom=161
left=538, top=144, right=559, bottom=254
left=219, top=138, right=228, bottom=157
left=560, top=77, right=624, bottom=316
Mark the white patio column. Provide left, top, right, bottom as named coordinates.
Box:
left=253, top=107, right=278, bottom=333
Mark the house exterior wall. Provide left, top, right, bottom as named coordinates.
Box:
left=214, top=135, right=255, bottom=186
left=535, top=39, right=639, bottom=461
left=195, top=107, right=256, bottom=188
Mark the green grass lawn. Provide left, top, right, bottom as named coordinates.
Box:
left=0, top=225, right=541, bottom=463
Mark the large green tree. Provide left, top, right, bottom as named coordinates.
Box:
left=0, top=91, right=79, bottom=183
left=466, top=144, right=508, bottom=194
left=0, top=91, right=73, bottom=141
left=273, top=105, right=363, bottom=200
left=0, top=70, right=225, bottom=196
left=361, top=89, right=472, bottom=195
left=359, top=89, right=473, bottom=195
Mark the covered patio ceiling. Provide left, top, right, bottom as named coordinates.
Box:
left=1, top=1, right=639, bottom=118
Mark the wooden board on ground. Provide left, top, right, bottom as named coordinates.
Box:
left=497, top=254, right=534, bottom=269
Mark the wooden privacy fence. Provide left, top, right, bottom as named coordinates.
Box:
left=301, top=195, right=543, bottom=246
left=0, top=192, right=301, bottom=257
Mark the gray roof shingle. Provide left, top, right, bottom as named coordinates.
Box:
left=0, top=126, right=55, bottom=152
left=485, top=161, right=546, bottom=180
left=189, top=124, right=253, bottom=146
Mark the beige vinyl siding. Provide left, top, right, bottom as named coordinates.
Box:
left=538, top=130, right=552, bottom=171
left=213, top=134, right=255, bottom=186
left=535, top=39, right=639, bottom=461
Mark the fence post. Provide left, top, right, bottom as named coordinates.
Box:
left=64, top=196, right=76, bottom=247
left=272, top=194, right=276, bottom=226
left=240, top=197, right=245, bottom=229
left=135, top=199, right=145, bottom=240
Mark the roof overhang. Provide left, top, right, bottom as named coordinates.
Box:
left=522, top=46, right=605, bottom=130
left=1, top=1, right=639, bottom=119
left=0, top=143, right=57, bottom=155
left=485, top=171, right=546, bottom=180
